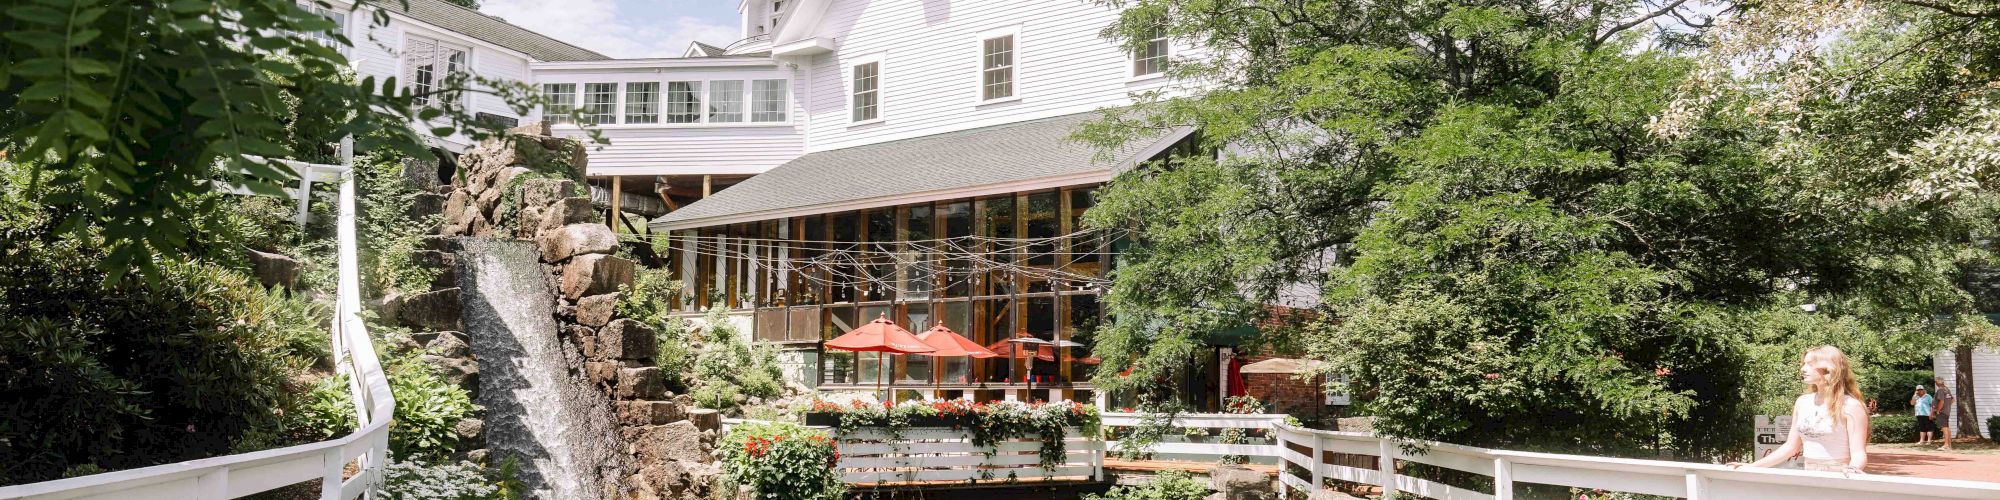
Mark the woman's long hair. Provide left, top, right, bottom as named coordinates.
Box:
left=1803, top=346, right=1866, bottom=428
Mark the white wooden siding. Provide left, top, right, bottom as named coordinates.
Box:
left=799, top=0, right=1176, bottom=153
left=1933, top=347, right=2000, bottom=438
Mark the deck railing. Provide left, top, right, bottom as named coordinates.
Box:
left=1102, top=411, right=2000, bottom=500
left=0, top=142, right=398, bottom=500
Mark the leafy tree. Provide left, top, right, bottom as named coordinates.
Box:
left=1080, top=0, right=1989, bottom=459
left=0, top=0, right=545, bottom=281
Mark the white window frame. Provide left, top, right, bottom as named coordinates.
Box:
left=405, top=35, right=468, bottom=109
left=581, top=82, right=618, bottom=125
left=976, top=25, right=1021, bottom=105
left=708, top=80, right=746, bottom=123
left=624, top=82, right=660, bottom=124
left=298, top=1, right=349, bottom=52
left=543, top=77, right=793, bottom=128
left=664, top=81, right=704, bottom=124
left=751, top=79, right=789, bottom=123
left=849, top=53, right=885, bottom=126
left=1130, top=26, right=1169, bottom=79
left=542, top=83, right=577, bottom=124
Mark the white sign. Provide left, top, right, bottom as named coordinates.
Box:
left=1754, top=415, right=1800, bottom=469
left=1324, top=374, right=1350, bottom=406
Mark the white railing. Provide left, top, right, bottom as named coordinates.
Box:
left=1101, top=412, right=2000, bottom=499
left=836, top=427, right=1104, bottom=485
left=0, top=141, right=398, bottom=500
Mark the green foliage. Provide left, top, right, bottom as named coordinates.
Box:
left=355, top=149, right=443, bottom=298
left=1873, top=415, right=1919, bottom=443
left=1080, top=0, right=1992, bottom=460
left=619, top=267, right=682, bottom=326
left=289, top=375, right=361, bottom=442
left=0, top=246, right=330, bottom=483
left=1083, top=470, right=1208, bottom=500
left=689, top=307, right=785, bottom=413
left=1862, top=369, right=1937, bottom=414
left=1216, top=395, right=1266, bottom=464
left=385, top=354, right=478, bottom=462
left=376, top=459, right=507, bottom=500
left=719, top=422, right=846, bottom=500
left=0, top=0, right=555, bottom=282
left=1988, top=416, right=1998, bottom=442
left=816, top=399, right=1099, bottom=470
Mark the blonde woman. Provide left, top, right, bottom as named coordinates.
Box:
left=1730, top=346, right=1870, bottom=474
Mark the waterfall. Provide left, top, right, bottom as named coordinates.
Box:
left=456, top=238, right=625, bottom=499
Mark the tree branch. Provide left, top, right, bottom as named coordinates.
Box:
left=1897, top=0, right=2000, bottom=19
left=1593, top=0, right=1695, bottom=47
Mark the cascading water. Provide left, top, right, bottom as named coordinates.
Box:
left=456, top=238, right=625, bottom=499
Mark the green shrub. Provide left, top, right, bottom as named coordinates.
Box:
left=355, top=151, right=443, bottom=299
left=1084, top=469, right=1209, bottom=500
left=720, top=422, right=845, bottom=500
left=689, top=307, right=785, bottom=413
left=1987, top=416, right=1998, bottom=441
left=1872, top=414, right=1918, bottom=443
left=1861, top=369, right=1933, bottom=414
left=290, top=376, right=360, bottom=442
left=385, top=355, right=478, bottom=462
left=377, top=459, right=504, bottom=500
left=0, top=249, right=329, bottom=483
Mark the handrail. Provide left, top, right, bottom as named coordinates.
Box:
left=0, top=140, right=398, bottom=500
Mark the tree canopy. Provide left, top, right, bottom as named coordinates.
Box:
left=0, top=0, right=540, bottom=281
left=1081, top=0, right=2000, bottom=458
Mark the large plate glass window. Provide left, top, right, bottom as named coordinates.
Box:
left=666, top=81, right=703, bottom=124
left=708, top=80, right=745, bottom=123
left=624, top=82, right=659, bottom=124
left=542, top=83, right=576, bottom=124
left=852, top=62, right=879, bottom=122
left=981, top=35, right=1014, bottom=100
left=581, top=83, right=617, bottom=125
left=752, top=79, right=788, bottom=122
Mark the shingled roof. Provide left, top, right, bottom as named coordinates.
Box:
left=394, top=0, right=610, bottom=62
left=654, top=111, right=1190, bottom=230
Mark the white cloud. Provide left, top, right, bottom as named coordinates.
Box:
left=480, top=0, right=739, bottom=59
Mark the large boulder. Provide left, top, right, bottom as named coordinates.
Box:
left=424, top=331, right=472, bottom=358
left=1208, top=465, right=1274, bottom=500
left=627, top=421, right=711, bottom=464
left=599, top=318, right=658, bottom=361
left=616, top=400, right=686, bottom=426
left=576, top=293, right=619, bottom=328
left=537, top=197, right=598, bottom=235
left=616, top=367, right=668, bottom=399
left=399, top=287, right=462, bottom=331
left=560, top=254, right=634, bottom=300
left=245, top=249, right=301, bottom=290
left=409, top=250, right=457, bottom=290
left=539, top=223, right=618, bottom=263
left=686, top=408, right=721, bottom=434
left=421, top=354, right=480, bottom=394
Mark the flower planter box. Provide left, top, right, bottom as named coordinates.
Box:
left=805, top=412, right=961, bottom=428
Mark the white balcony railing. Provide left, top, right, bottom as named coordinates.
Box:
left=0, top=140, right=397, bottom=500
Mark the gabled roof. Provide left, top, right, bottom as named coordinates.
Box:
left=654, top=111, right=1193, bottom=230
left=686, top=41, right=728, bottom=57
left=393, top=0, right=610, bottom=62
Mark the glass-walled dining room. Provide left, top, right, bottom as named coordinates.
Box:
left=657, top=184, right=1111, bottom=401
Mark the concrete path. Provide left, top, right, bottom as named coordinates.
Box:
left=1865, top=448, right=2000, bottom=483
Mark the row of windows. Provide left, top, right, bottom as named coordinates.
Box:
left=848, top=29, right=1169, bottom=123
left=543, top=79, right=790, bottom=125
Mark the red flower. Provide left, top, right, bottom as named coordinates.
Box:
left=1483, top=373, right=1501, bottom=380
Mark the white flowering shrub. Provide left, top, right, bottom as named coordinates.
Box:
left=376, top=459, right=500, bottom=500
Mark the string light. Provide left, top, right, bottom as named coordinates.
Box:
left=618, top=227, right=1127, bottom=296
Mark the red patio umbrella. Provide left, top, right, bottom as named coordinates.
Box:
left=915, top=324, right=997, bottom=396
left=826, top=314, right=935, bottom=403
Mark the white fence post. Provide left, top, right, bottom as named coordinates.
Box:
left=1685, top=471, right=1708, bottom=500
left=1376, top=439, right=1396, bottom=497
left=195, top=468, right=228, bottom=500
left=1493, top=457, right=1513, bottom=500
left=1309, top=433, right=1326, bottom=492
left=319, top=448, right=345, bottom=500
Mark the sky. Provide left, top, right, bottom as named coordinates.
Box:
left=479, top=0, right=743, bottom=59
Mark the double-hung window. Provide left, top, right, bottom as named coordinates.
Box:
left=666, top=81, right=703, bottom=124
left=981, top=35, right=1014, bottom=101
left=581, top=83, right=617, bottom=125
left=708, top=80, right=745, bottom=123
left=852, top=62, right=879, bottom=122
left=1133, top=27, right=1168, bottom=77
left=752, top=79, right=788, bottom=122
left=299, top=2, right=346, bottom=49
left=625, top=82, right=659, bottom=124
left=542, top=83, right=576, bottom=124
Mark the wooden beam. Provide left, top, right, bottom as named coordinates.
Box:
left=658, top=191, right=680, bottom=211
left=702, top=174, right=713, bottom=198
left=609, top=176, right=623, bottom=232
